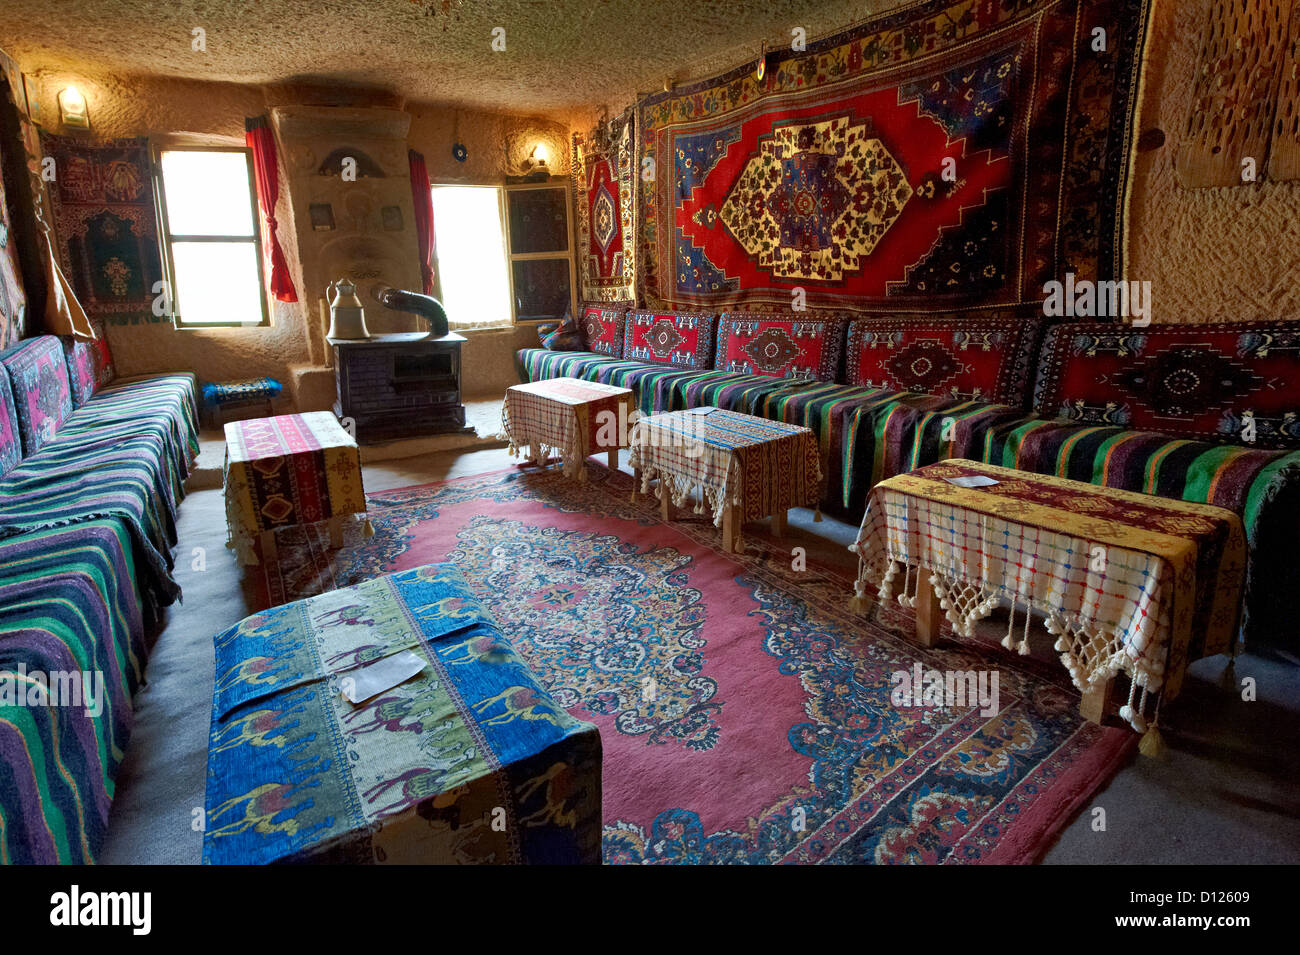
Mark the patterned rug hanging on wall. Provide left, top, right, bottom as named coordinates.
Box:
left=637, top=0, right=1152, bottom=313
left=38, top=133, right=164, bottom=326
left=572, top=112, right=637, bottom=304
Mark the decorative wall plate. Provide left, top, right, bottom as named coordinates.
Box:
left=452, top=142, right=468, bottom=162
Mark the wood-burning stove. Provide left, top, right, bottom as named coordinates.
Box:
left=331, top=331, right=469, bottom=444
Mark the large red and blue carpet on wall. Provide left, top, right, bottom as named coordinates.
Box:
left=260, top=463, right=1134, bottom=864
left=637, top=0, right=1151, bottom=313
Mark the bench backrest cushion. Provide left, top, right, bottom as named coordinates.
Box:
left=1033, top=322, right=1300, bottom=447
left=61, top=337, right=99, bottom=408
left=0, top=369, right=20, bottom=478
left=715, top=312, right=846, bottom=381
left=0, top=336, right=74, bottom=455
left=579, top=305, right=627, bottom=358
left=623, top=310, right=717, bottom=370
left=845, top=311, right=1038, bottom=404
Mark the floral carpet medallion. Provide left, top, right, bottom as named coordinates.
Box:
left=447, top=517, right=721, bottom=751
left=263, top=464, right=1134, bottom=864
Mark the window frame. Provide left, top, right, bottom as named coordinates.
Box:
left=428, top=182, right=514, bottom=330
left=503, top=179, right=577, bottom=325
left=153, top=144, right=271, bottom=329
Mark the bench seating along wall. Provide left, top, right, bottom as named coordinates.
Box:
left=0, top=333, right=199, bottom=864
left=518, top=314, right=1300, bottom=648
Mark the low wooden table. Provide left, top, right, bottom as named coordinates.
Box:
left=223, top=411, right=370, bottom=566
left=502, top=377, right=634, bottom=480
left=849, top=460, right=1246, bottom=738
left=629, top=407, right=822, bottom=553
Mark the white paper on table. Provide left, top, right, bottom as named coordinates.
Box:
left=685, top=406, right=718, bottom=415
left=338, top=650, right=427, bottom=704
left=943, top=475, right=1000, bottom=488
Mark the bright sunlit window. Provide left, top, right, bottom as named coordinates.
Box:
left=157, top=148, right=268, bottom=327
left=430, top=185, right=511, bottom=328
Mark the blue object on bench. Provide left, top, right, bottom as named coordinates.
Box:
left=201, top=377, right=283, bottom=408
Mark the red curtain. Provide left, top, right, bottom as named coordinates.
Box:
left=244, top=116, right=298, bottom=303
left=408, top=149, right=435, bottom=295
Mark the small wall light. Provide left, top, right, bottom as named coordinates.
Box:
left=528, top=142, right=549, bottom=170
left=58, top=86, right=90, bottom=129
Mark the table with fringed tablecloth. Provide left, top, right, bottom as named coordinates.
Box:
left=849, top=460, right=1246, bottom=753
left=629, top=407, right=823, bottom=553
left=501, top=377, right=634, bottom=480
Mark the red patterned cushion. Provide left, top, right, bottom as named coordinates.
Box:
left=715, top=312, right=846, bottom=381
left=579, top=305, right=627, bottom=358
left=1033, top=323, right=1300, bottom=447
left=623, top=310, right=716, bottom=370
left=0, top=336, right=74, bottom=454
left=845, top=311, right=1037, bottom=403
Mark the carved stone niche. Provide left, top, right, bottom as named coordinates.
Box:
left=271, top=105, right=423, bottom=348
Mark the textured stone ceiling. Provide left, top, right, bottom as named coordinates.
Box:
left=0, top=0, right=903, bottom=116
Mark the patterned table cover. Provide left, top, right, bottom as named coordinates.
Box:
left=203, top=563, right=602, bottom=865
left=850, top=460, right=1246, bottom=732
left=224, top=412, right=369, bottom=565
left=502, top=377, right=634, bottom=480
left=628, top=408, right=823, bottom=526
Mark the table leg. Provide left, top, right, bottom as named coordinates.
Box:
left=721, top=504, right=735, bottom=553
left=660, top=483, right=671, bottom=522
left=1079, top=677, right=1115, bottom=725
left=631, top=467, right=641, bottom=503
left=914, top=573, right=942, bottom=648
left=607, top=449, right=619, bottom=470
left=771, top=508, right=787, bottom=538
left=329, top=515, right=344, bottom=548
left=260, top=529, right=278, bottom=566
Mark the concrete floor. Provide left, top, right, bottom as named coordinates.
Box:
left=100, top=445, right=1300, bottom=864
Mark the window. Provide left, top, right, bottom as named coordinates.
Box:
left=504, top=182, right=575, bottom=324
left=155, top=147, right=269, bottom=327
left=430, top=185, right=512, bottom=329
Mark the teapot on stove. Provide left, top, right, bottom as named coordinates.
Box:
left=326, top=278, right=371, bottom=341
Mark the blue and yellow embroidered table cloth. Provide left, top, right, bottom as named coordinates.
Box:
left=203, top=563, right=602, bottom=864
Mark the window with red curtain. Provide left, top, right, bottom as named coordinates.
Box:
left=245, top=115, right=298, bottom=303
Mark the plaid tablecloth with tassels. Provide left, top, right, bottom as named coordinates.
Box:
left=502, top=377, right=633, bottom=479
left=629, top=408, right=823, bottom=526
left=224, top=412, right=370, bottom=564
left=849, top=460, right=1246, bottom=732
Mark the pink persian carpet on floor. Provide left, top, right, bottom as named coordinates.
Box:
left=256, top=462, right=1135, bottom=864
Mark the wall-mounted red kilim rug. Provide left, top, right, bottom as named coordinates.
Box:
left=259, top=463, right=1135, bottom=864
left=573, top=114, right=637, bottom=303
left=637, top=0, right=1151, bottom=313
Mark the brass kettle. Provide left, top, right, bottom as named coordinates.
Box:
left=326, top=278, right=371, bottom=340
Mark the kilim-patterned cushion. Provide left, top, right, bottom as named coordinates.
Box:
left=61, top=337, right=99, bottom=408
left=579, top=304, right=627, bottom=358
left=1032, top=322, right=1300, bottom=448
left=0, top=336, right=74, bottom=455
left=623, top=310, right=717, bottom=370
left=844, top=311, right=1038, bottom=404
left=0, top=368, right=20, bottom=478
left=715, top=312, right=846, bottom=382
left=539, top=313, right=586, bottom=351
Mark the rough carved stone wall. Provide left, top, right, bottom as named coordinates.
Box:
left=1127, top=0, right=1300, bottom=323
